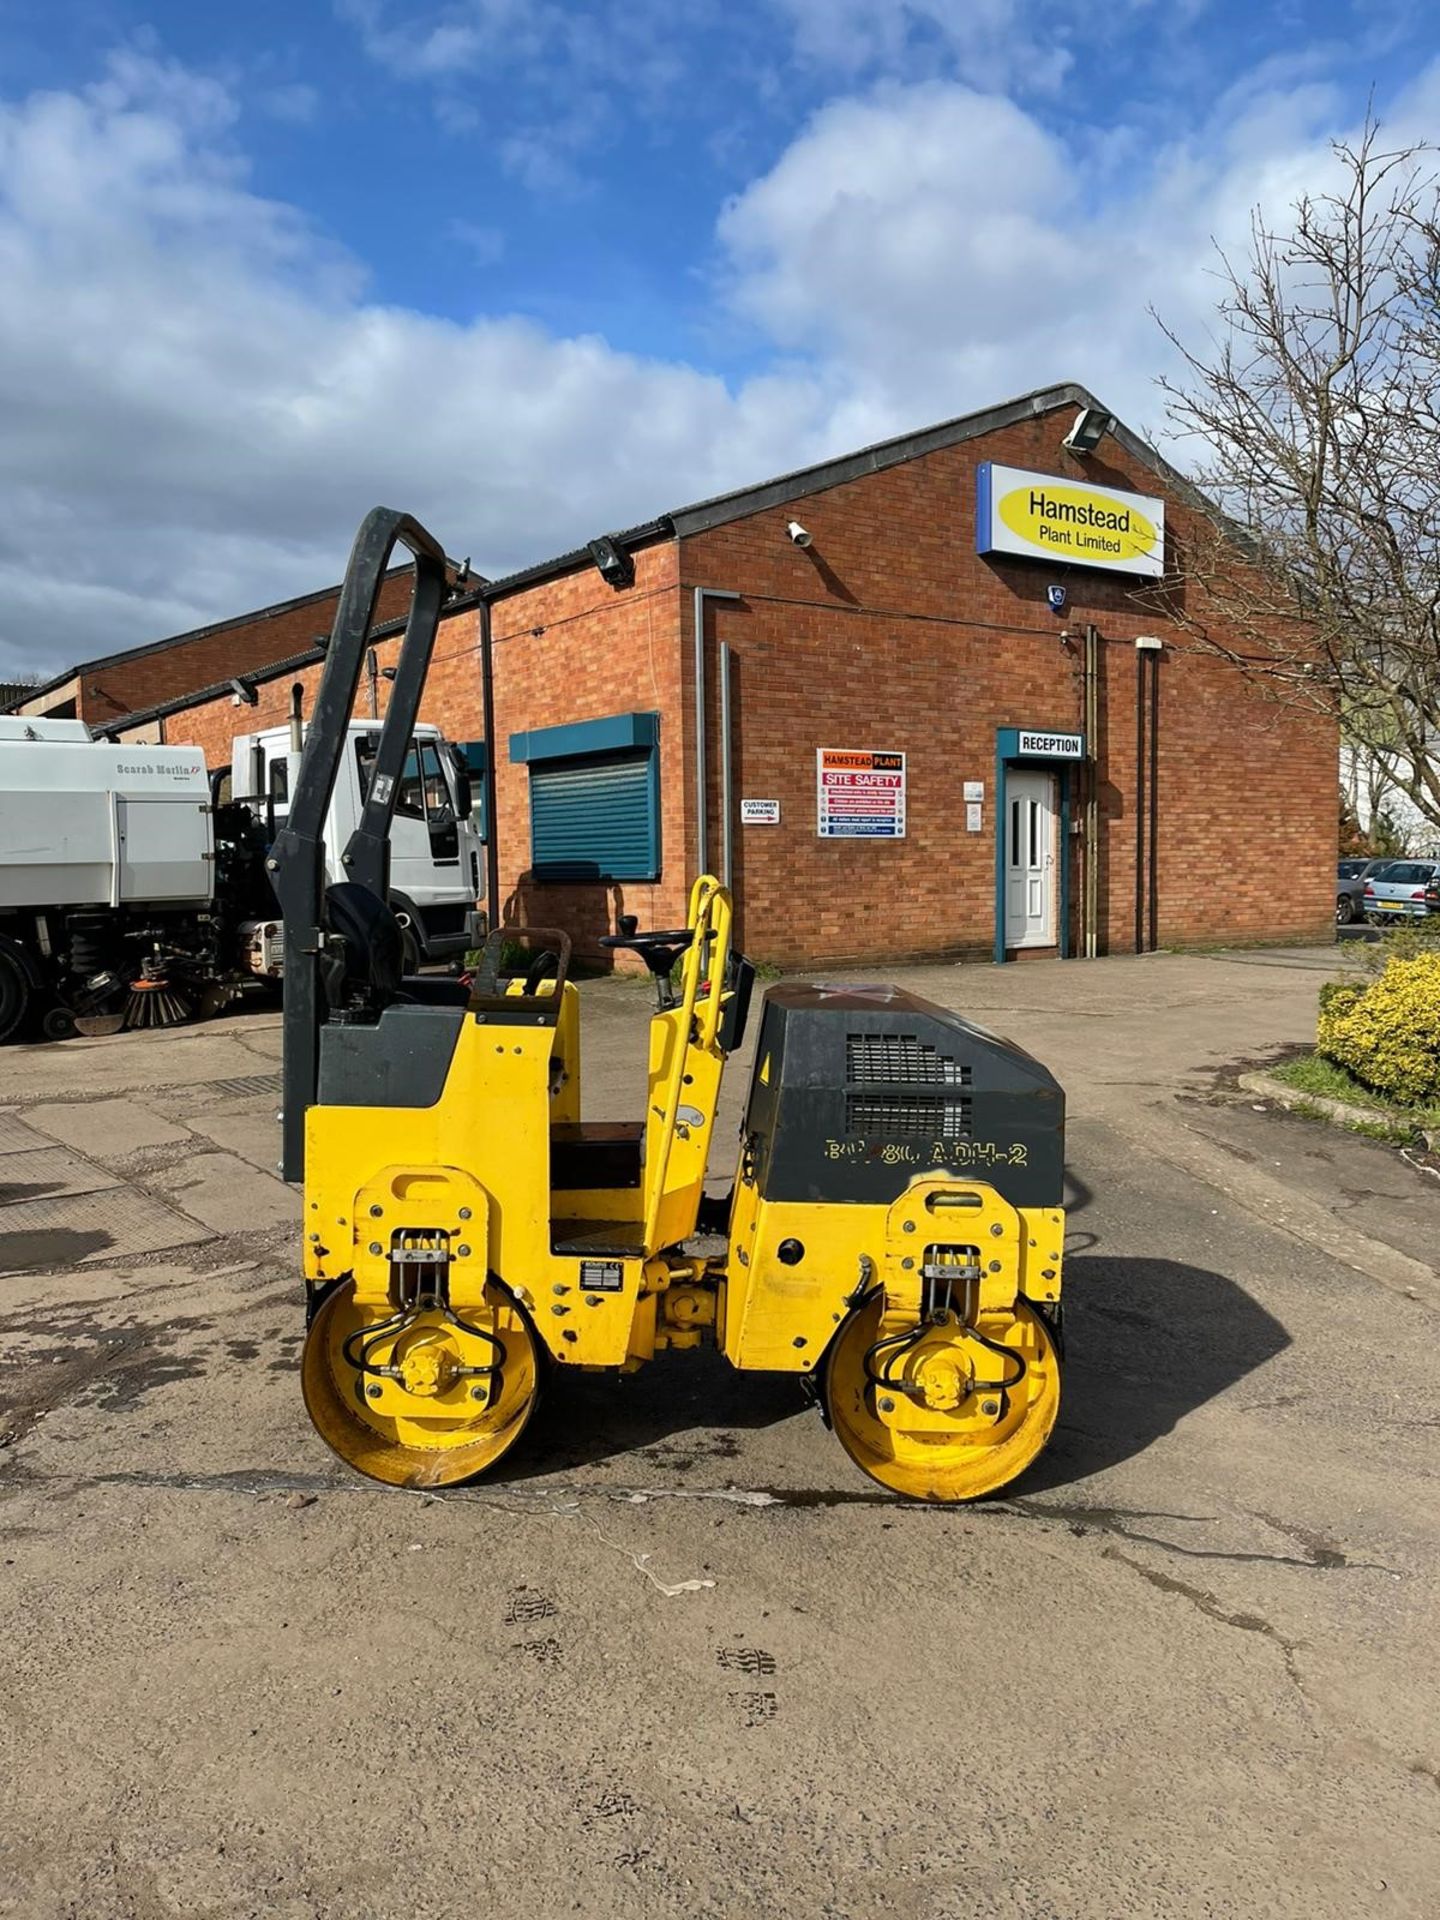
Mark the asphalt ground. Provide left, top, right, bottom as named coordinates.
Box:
left=1, top=943, right=1437, bottom=1919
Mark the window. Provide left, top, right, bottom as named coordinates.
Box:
left=396, top=743, right=440, bottom=822
left=510, top=712, right=660, bottom=883
left=354, top=732, right=459, bottom=856
left=355, top=733, right=442, bottom=821
left=355, top=732, right=377, bottom=801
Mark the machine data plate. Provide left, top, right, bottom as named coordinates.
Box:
left=579, top=1259, right=624, bottom=1292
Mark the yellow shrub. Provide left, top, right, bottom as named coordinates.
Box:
left=1317, top=951, right=1440, bottom=1102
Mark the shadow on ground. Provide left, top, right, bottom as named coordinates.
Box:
left=505, top=1344, right=809, bottom=1481
left=503, top=1250, right=1289, bottom=1496
left=0, top=1227, right=113, bottom=1273
left=1022, top=1253, right=1290, bottom=1494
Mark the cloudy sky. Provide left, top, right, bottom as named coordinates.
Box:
left=0, top=0, right=1434, bottom=681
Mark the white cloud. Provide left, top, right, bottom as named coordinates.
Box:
left=713, top=62, right=1440, bottom=446
left=4, top=39, right=1438, bottom=687
left=447, top=217, right=505, bottom=265
left=336, top=0, right=551, bottom=81
left=0, top=52, right=833, bottom=680
left=773, top=0, right=1074, bottom=92
left=258, top=82, right=321, bottom=125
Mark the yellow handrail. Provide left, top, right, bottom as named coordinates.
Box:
left=642, top=874, right=731, bottom=1248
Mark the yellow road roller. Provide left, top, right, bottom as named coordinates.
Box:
left=273, top=509, right=1066, bottom=1500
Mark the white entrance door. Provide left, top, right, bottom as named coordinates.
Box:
left=1005, top=769, right=1057, bottom=948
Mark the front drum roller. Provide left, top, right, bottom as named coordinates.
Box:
left=302, top=1278, right=540, bottom=1488
left=825, top=1296, right=1060, bottom=1502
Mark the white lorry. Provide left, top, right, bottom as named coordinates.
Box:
left=0, top=713, right=483, bottom=1040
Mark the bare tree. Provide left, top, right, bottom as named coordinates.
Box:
left=1158, top=120, right=1440, bottom=838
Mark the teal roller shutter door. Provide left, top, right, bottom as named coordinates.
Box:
left=530, top=749, right=659, bottom=881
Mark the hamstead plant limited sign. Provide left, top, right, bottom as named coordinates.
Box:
left=976, top=463, right=1165, bottom=578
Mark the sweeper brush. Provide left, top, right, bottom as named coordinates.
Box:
left=122, top=970, right=194, bottom=1031
left=275, top=508, right=1067, bottom=1501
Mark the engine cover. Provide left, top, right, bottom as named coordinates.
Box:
left=740, top=983, right=1064, bottom=1208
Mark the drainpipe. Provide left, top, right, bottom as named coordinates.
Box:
left=479, top=595, right=500, bottom=935
left=718, top=639, right=734, bottom=892
left=1148, top=647, right=1160, bottom=953
left=1133, top=649, right=1147, bottom=955
left=365, top=646, right=380, bottom=718
left=692, top=586, right=741, bottom=879
left=1082, top=624, right=1099, bottom=958
left=288, top=682, right=304, bottom=756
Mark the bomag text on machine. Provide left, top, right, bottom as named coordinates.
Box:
left=277, top=509, right=1067, bottom=1501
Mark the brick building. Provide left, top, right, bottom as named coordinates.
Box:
left=6, top=570, right=416, bottom=726
left=93, top=382, right=1334, bottom=966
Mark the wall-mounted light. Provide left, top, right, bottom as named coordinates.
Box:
left=1061, top=407, right=1115, bottom=457
left=786, top=520, right=813, bottom=548
left=1134, top=634, right=1163, bottom=652
left=381, top=665, right=398, bottom=682
left=229, top=677, right=258, bottom=707
left=587, top=535, right=635, bottom=590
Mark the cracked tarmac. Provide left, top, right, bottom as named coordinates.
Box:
left=1, top=947, right=1439, bottom=1917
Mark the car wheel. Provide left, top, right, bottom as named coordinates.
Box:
left=1336, top=893, right=1357, bottom=926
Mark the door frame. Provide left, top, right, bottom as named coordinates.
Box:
left=992, top=728, right=1082, bottom=964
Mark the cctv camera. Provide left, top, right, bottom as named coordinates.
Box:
left=786, top=520, right=813, bottom=548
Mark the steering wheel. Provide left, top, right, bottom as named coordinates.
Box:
left=598, top=920, right=695, bottom=977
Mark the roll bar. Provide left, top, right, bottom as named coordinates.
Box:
left=271, top=507, right=462, bottom=1181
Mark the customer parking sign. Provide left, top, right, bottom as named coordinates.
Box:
left=816, top=748, right=906, bottom=838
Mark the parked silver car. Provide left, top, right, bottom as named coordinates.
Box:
left=1362, top=858, right=1440, bottom=923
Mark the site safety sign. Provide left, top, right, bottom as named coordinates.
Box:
left=816, top=747, right=906, bottom=839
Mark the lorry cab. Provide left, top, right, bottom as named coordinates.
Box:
left=233, top=720, right=483, bottom=963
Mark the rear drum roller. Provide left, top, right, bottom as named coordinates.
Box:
left=301, top=1279, right=540, bottom=1488
left=824, top=1296, right=1060, bottom=1502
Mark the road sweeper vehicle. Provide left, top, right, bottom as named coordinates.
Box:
left=281, top=508, right=1067, bottom=1501
left=0, top=711, right=482, bottom=1041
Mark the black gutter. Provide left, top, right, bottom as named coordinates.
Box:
left=479, top=519, right=671, bottom=599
